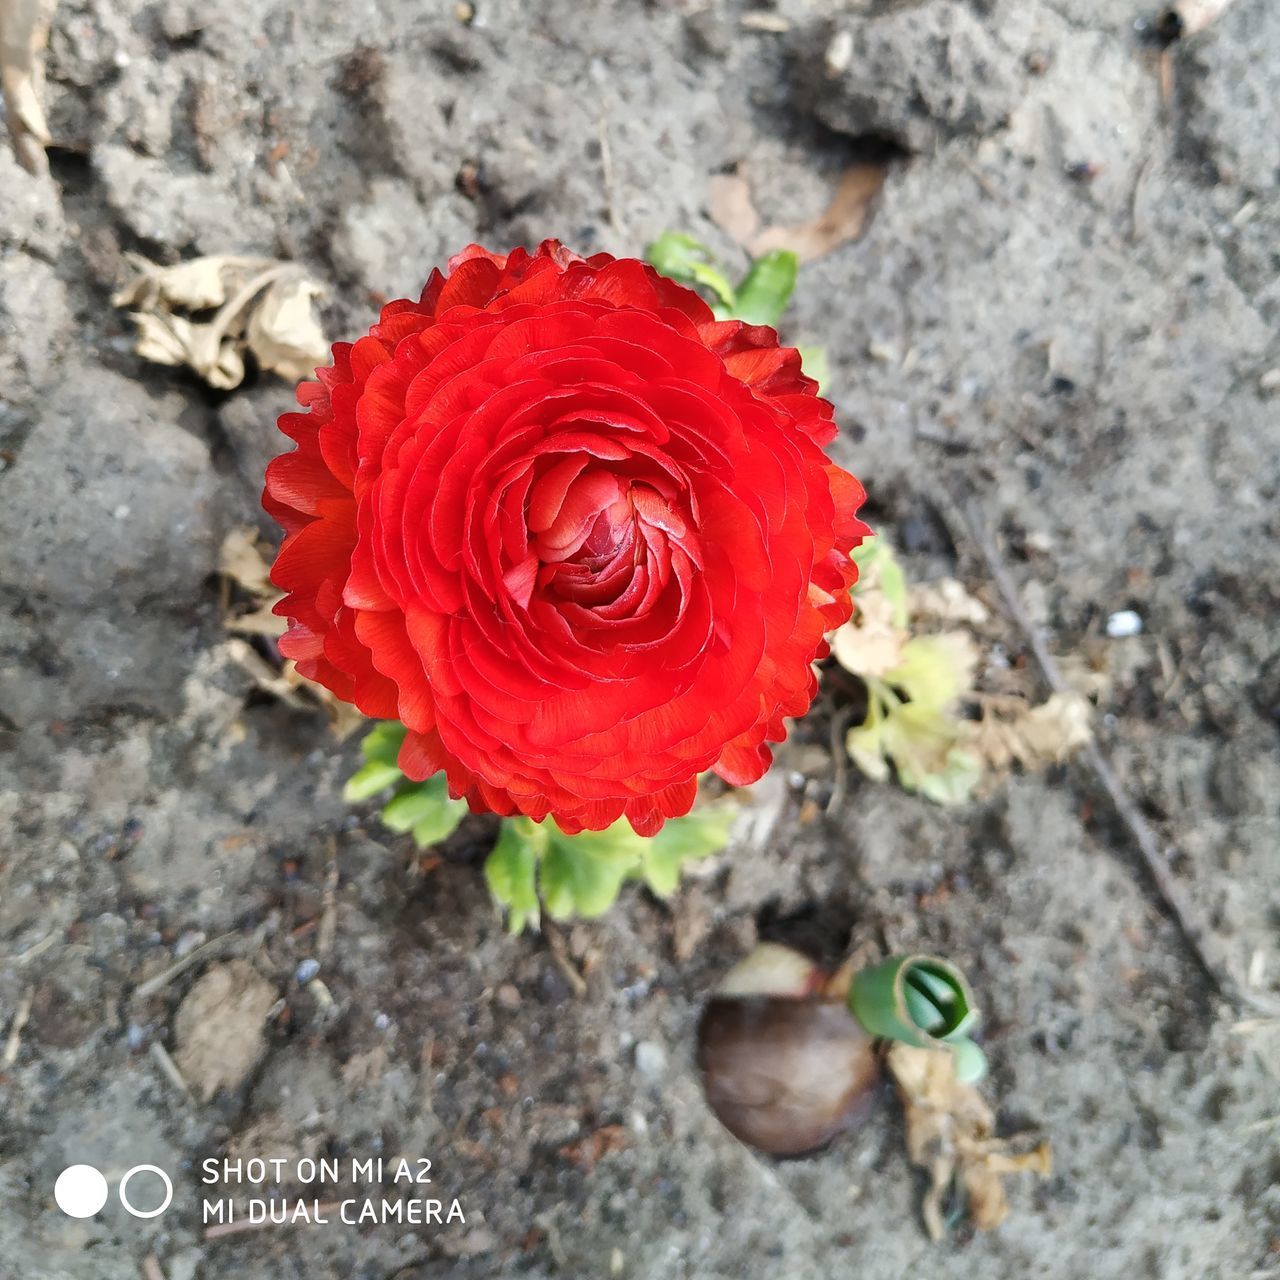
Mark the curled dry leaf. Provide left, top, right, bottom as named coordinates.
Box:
left=114, top=254, right=328, bottom=390
left=910, top=578, right=991, bottom=627
left=217, top=528, right=364, bottom=738
left=887, top=1042, right=1051, bottom=1241
left=0, top=0, right=54, bottom=175
left=831, top=588, right=908, bottom=678
left=972, top=692, right=1092, bottom=773
left=710, top=166, right=887, bottom=265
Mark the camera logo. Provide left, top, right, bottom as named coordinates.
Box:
left=54, top=1164, right=173, bottom=1219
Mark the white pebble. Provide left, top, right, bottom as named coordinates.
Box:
left=1106, top=609, right=1143, bottom=638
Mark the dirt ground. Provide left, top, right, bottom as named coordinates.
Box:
left=2, top=0, right=1278, bottom=1277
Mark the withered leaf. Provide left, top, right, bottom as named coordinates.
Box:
left=751, top=165, right=886, bottom=262
left=0, top=0, right=54, bottom=175
left=887, top=1042, right=1051, bottom=1241
left=116, top=254, right=328, bottom=390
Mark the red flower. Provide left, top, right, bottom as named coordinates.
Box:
left=265, top=241, right=868, bottom=834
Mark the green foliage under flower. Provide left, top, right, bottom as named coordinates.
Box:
left=646, top=232, right=798, bottom=328
left=346, top=722, right=735, bottom=932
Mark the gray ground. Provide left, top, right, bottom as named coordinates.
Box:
left=2, top=0, right=1278, bottom=1277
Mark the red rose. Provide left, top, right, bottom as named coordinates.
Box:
left=265, top=241, right=868, bottom=834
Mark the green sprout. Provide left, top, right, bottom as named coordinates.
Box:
left=848, top=954, right=987, bottom=1082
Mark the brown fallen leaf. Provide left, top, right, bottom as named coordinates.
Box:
left=754, top=165, right=886, bottom=261
left=707, top=173, right=760, bottom=247
left=0, top=0, right=55, bottom=175
left=218, top=529, right=364, bottom=738
left=172, top=960, right=278, bottom=1102
left=887, top=1042, right=1051, bottom=1240
left=831, top=589, right=909, bottom=679
left=910, top=578, right=991, bottom=627
left=972, top=691, right=1092, bottom=773
left=115, top=254, right=328, bottom=390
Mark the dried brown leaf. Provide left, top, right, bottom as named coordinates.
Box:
left=751, top=165, right=887, bottom=263
left=0, top=0, right=54, bottom=175
left=887, top=1043, right=1051, bottom=1241
left=219, top=526, right=276, bottom=597
left=972, top=691, right=1092, bottom=773
left=910, top=578, right=991, bottom=626
left=245, top=275, right=329, bottom=382
left=116, top=254, right=327, bottom=390
left=707, top=173, right=760, bottom=247
left=831, top=590, right=909, bottom=678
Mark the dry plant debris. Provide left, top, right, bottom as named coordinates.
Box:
left=114, top=254, right=329, bottom=390
left=0, top=0, right=54, bottom=174
left=708, top=164, right=886, bottom=263
left=887, top=1042, right=1051, bottom=1240
left=832, top=538, right=1094, bottom=803
left=218, top=527, right=364, bottom=737
left=172, top=960, right=278, bottom=1101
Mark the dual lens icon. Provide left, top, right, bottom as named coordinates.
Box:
left=54, top=1164, right=173, bottom=1219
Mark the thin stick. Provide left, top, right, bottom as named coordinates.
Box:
left=2, top=987, right=33, bottom=1067
left=961, top=500, right=1265, bottom=1013
left=132, top=932, right=239, bottom=1001
left=149, top=1041, right=191, bottom=1100
left=141, top=1254, right=167, bottom=1280
left=317, top=840, right=338, bottom=959
left=542, top=922, right=587, bottom=998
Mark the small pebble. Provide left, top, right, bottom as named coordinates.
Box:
left=634, top=1040, right=667, bottom=1079
left=295, top=957, right=321, bottom=984
left=1106, top=609, right=1143, bottom=638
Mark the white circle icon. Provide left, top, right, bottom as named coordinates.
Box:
left=118, top=1165, right=173, bottom=1219
left=54, top=1165, right=109, bottom=1218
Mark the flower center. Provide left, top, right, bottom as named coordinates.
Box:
left=501, top=454, right=700, bottom=628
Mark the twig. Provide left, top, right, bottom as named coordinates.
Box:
left=961, top=500, right=1264, bottom=1013
left=149, top=1041, right=191, bottom=1100
left=542, top=922, right=587, bottom=998
left=2, top=987, right=33, bottom=1067
left=826, top=704, right=854, bottom=814
left=132, top=931, right=240, bottom=1001
left=597, top=115, right=624, bottom=239
left=141, top=1254, right=167, bottom=1280
left=317, top=840, right=338, bottom=959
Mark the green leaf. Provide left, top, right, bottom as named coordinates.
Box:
left=644, top=232, right=737, bottom=310
left=880, top=702, right=980, bottom=806
left=638, top=805, right=735, bottom=896
left=380, top=775, right=467, bottom=845
left=540, top=825, right=645, bottom=920
left=360, top=721, right=408, bottom=766
left=730, top=250, right=798, bottom=327
left=485, top=822, right=542, bottom=934
left=885, top=633, right=975, bottom=711
left=343, top=760, right=406, bottom=803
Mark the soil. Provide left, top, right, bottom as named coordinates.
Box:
left=2, top=1, right=1278, bottom=1278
